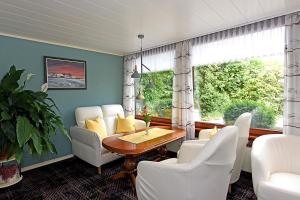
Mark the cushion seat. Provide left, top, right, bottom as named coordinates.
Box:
left=258, top=173, right=300, bottom=200
left=101, top=147, right=110, bottom=154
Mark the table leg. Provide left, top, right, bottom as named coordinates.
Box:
left=155, top=145, right=168, bottom=161
left=112, top=156, right=137, bottom=188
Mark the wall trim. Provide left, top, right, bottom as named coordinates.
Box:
left=0, top=32, right=123, bottom=57
left=21, top=154, right=74, bottom=172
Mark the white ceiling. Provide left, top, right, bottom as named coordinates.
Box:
left=0, top=0, right=299, bottom=56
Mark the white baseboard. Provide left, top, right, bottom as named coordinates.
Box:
left=21, top=154, right=74, bottom=172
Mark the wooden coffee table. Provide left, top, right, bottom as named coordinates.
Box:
left=102, top=126, right=186, bottom=188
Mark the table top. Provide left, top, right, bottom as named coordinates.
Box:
left=102, top=126, right=186, bottom=156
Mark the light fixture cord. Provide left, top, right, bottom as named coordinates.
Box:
left=140, top=36, right=143, bottom=81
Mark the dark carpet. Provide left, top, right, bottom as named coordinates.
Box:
left=0, top=154, right=257, bottom=200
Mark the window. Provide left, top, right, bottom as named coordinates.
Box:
left=135, top=70, right=173, bottom=118
left=193, top=56, right=284, bottom=130
left=135, top=18, right=285, bottom=132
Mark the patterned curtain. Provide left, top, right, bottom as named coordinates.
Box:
left=172, top=41, right=195, bottom=139
left=284, top=12, right=300, bottom=136
left=123, top=55, right=136, bottom=116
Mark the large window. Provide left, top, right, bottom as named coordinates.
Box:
left=193, top=57, right=284, bottom=130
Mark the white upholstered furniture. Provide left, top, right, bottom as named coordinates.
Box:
left=198, top=112, right=252, bottom=184
left=70, top=104, right=146, bottom=173
left=136, top=126, right=239, bottom=200
left=252, top=134, right=300, bottom=200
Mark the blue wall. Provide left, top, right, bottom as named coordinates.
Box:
left=0, top=35, right=123, bottom=167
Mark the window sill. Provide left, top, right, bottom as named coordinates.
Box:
left=135, top=115, right=282, bottom=147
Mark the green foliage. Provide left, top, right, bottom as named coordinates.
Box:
left=0, top=66, right=69, bottom=163
left=140, top=70, right=173, bottom=118
left=139, top=59, right=283, bottom=129
left=224, top=100, right=276, bottom=129
left=194, top=60, right=283, bottom=120
left=143, top=113, right=152, bottom=124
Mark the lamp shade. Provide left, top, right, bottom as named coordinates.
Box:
left=131, top=70, right=140, bottom=78
left=136, top=91, right=145, bottom=100
left=131, top=65, right=140, bottom=78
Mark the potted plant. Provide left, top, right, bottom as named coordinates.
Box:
left=0, top=66, right=69, bottom=186
left=142, top=106, right=152, bottom=128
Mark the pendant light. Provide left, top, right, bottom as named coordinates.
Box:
left=131, top=34, right=151, bottom=100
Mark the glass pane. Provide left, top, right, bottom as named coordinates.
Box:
left=135, top=70, right=173, bottom=118
left=194, top=57, right=284, bottom=130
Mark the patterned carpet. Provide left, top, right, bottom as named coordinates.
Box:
left=1, top=154, right=257, bottom=200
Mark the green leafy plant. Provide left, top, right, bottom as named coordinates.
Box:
left=224, top=100, right=276, bottom=129
left=0, top=66, right=69, bottom=163
left=142, top=106, right=152, bottom=125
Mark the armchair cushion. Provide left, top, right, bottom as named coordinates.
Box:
left=177, top=141, right=206, bottom=163
left=198, top=129, right=212, bottom=140
left=258, top=173, right=300, bottom=200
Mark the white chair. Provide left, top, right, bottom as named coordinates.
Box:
left=136, top=126, right=239, bottom=200
left=70, top=104, right=146, bottom=173
left=198, top=112, right=252, bottom=184
left=251, top=134, right=300, bottom=200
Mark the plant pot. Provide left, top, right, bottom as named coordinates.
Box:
left=0, top=159, right=22, bottom=188
left=0, top=145, right=8, bottom=161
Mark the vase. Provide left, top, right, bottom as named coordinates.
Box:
left=145, top=122, right=151, bottom=135
left=146, top=122, right=151, bottom=128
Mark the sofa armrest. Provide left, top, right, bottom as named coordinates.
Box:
left=70, top=126, right=101, bottom=150
left=135, top=119, right=146, bottom=130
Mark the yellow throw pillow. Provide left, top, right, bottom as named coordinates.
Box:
left=116, top=114, right=135, bottom=133
left=208, top=126, right=218, bottom=139
left=85, top=116, right=108, bottom=139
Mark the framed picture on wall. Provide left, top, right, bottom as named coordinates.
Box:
left=44, top=56, right=87, bottom=89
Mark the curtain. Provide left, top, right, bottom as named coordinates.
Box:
left=123, top=55, right=136, bottom=116
left=172, top=41, right=195, bottom=139
left=135, top=44, right=176, bottom=72
left=284, top=12, right=300, bottom=136
left=192, top=16, right=285, bottom=66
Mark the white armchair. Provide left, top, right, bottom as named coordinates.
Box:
left=251, top=134, right=300, bottom=200
left=70, top=104, right=146, bottom=173
left=136, top=126, right=238, bottom=200
left=198, top=112, right=252, bottom=184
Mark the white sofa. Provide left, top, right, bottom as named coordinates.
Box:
left=70, top=104, right=146, bottom=173
left=198, top=112, right=252, bottom=184
left=251, top=134, right=300, bottom=200
left=136, top=126, right=239, bottom=200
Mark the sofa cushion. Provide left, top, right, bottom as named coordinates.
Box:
left=101, top=104, right=125, bottom=135
left=85, top=116, right=108, bottom=139
left=258, top=172, right=300, bottom=200
left=116, top=114, right=135, bottom=133
left=75, top=106, right=103, bottom=128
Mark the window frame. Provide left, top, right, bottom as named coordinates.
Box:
left=135, top=63, right=283, bottom=147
